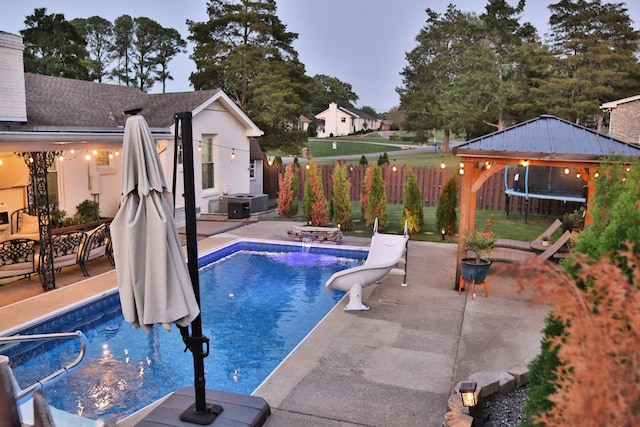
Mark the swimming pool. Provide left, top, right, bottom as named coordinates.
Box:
left=2, top=240, right=367, bottom=423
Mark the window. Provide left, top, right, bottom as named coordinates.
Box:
left=249, top=160, right=256, bottom=179
left=95, top=150, right=111, bottom=167
left=201, top=136, right=215, bottom=189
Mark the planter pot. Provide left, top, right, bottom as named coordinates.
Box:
left=542, top=240, right=550, bottom=247
left=460, top=258, right=492, bottom=283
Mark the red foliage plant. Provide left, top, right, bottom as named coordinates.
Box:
left=517, top=249, right=640, bottom=426
left=277, top=163, right=296, bottom=217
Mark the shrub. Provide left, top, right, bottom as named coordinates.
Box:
left=277, top=163, right=298, bottom=217
left=331, top=162, right=352, bottom=230
left=523, top=158, right=640, bottom=426
left=360, top=165, right=374, bottom=219
left=435, top=173, right=458, bottom=236
left=74, top=199, right=100, bottom=224
left=364, top=164, right=387, bottom=230
left=519, top=249, right=640, bottom=426
left=401, top=168, right=424, bottom=233
left=359, top=155, right=368, bottom=166
left=303, top=161, right=328, bottom=226
left=377, top=152, right=389, bottom=166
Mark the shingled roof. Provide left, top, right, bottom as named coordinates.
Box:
left=6, top=73, right=221, bottom=131
left=453, top=115, right=640, bottom=162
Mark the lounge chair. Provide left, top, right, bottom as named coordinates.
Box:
left=538, top=230, right=573, bottom=261
left=494, top=218, right=562, bottom=252
left=490, top=230, right=573, bottom=264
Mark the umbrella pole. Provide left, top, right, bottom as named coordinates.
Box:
left=175, top=112, right=221, bottom=425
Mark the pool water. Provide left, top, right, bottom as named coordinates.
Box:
left=3, top=241, right=366, bottom=422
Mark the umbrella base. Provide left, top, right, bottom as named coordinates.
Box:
left=179, top=402, right=223, bottom=425
left=136, top=387, right=271, bottom=427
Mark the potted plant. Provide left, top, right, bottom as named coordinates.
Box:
left=541, top=235, right=551, bottom=247
left=460, top=230, right=497, bottom=284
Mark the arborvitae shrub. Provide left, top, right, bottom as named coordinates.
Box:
left=401, top=168, right=424, bottom=233
left=360, top=165, right=374, bottom=219
left=364, top=164, right=387, bottom=230
left=277, top=163, right=298, bottom=217
left=331, top=162, right=352, bottom=231
left=303, top=161, right=328, bottom=226
left=435, top=173, right=458, bottom=235
left=359, top=155, right=368, bottom=166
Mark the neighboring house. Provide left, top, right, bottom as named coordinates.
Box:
left=601, top=95, right=640, bottom=144
left=0, top=31, right=264, bottom=237
left=296, top=115, right=311, bottom=132
left=314, top=102, right=381, bottom=138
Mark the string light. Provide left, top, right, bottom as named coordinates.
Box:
left=563, top=168, right=570, bottom=175
left=231, top=148, right=235, bottom=160
left=392, top=159, right=397, bottom=172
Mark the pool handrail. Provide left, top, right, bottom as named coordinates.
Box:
left=0, top=330, right=88, bottom=405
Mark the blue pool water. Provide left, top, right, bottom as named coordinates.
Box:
left=2, top=241, right=366, bottom=422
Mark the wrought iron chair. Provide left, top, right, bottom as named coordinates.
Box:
left=78, top=223, right=113, bottom=276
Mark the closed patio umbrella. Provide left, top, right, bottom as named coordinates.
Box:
left=110, top=113, right=199, bottom=332
left=112, top=111, right=220, bottom=424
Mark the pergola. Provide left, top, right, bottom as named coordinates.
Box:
left=452, top=115, right=640, bottom=285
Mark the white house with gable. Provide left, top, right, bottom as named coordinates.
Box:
left=314, top=102, right=381, bottom=138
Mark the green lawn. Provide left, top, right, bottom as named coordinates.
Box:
left=265, top=201, right=560, bottom=243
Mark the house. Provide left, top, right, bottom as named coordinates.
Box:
left=296, top=115, right=311, bottom=132
left=600, top=94, right=640, bottom=144
left=0, top=31, right=264, bottom=238
left=314, top=102, right=381, bottom=138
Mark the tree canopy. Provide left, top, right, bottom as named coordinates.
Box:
left=398, top=0, right=640, bottom=148
left=21, top=8, right=186, bottom=93
left=188, top=0, right=312, bottom=153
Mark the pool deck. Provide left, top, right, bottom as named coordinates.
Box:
left=0, top=219, right=549, bottom=427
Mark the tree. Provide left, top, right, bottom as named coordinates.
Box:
left=303, top=161, right=328, bottom=226
left=399, top=1, right=540, bottom=145
left=155, top=27, right=187, bottom=93
left=21, top=8, right=90, bottom=80
left=331, top=162, right=352, bottom=231
left=131, top=17, right=167, bottom=92
left=110, top=15, right=135, bottom=86
left=401, top=168, right=424, bottom=233
left=308, top=74, right=358, bottom=115
left=71, top=16, right=114, bottom=82
left=188, top=0, right=311, bottom=153
left=435, top=173, right=458, bottom=236
left=533, top=0, right=640, bottom=125
left=364, top=164, right=387, bottom=230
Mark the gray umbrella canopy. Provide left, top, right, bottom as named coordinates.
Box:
left=111, top=114, right=199, bottom=332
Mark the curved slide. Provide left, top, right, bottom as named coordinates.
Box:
left=325, top=220, right=408, bottom=311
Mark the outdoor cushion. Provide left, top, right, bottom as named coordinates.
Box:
left=19, top=213, right=39, bottom=234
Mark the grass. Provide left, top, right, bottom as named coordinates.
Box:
left=265, top=201, right=559, bottom=243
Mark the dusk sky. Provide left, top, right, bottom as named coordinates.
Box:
left=1, top=1, right=638, bottom=113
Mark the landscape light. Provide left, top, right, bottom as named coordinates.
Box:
left=459, top=382, right=478, bottom=407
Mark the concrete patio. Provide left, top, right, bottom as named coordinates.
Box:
left=0, top=219, right=550, bottom=427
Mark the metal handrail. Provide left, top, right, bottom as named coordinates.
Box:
left=0, top=330, right=88, bottom=404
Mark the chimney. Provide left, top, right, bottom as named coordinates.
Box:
left=0, top=31, right=27, bottom=122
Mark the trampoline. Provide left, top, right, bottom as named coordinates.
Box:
left=504, top=164, right=587, bottom=220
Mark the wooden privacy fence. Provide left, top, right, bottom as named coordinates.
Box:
left=263, top=164, right=584, bottom=216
